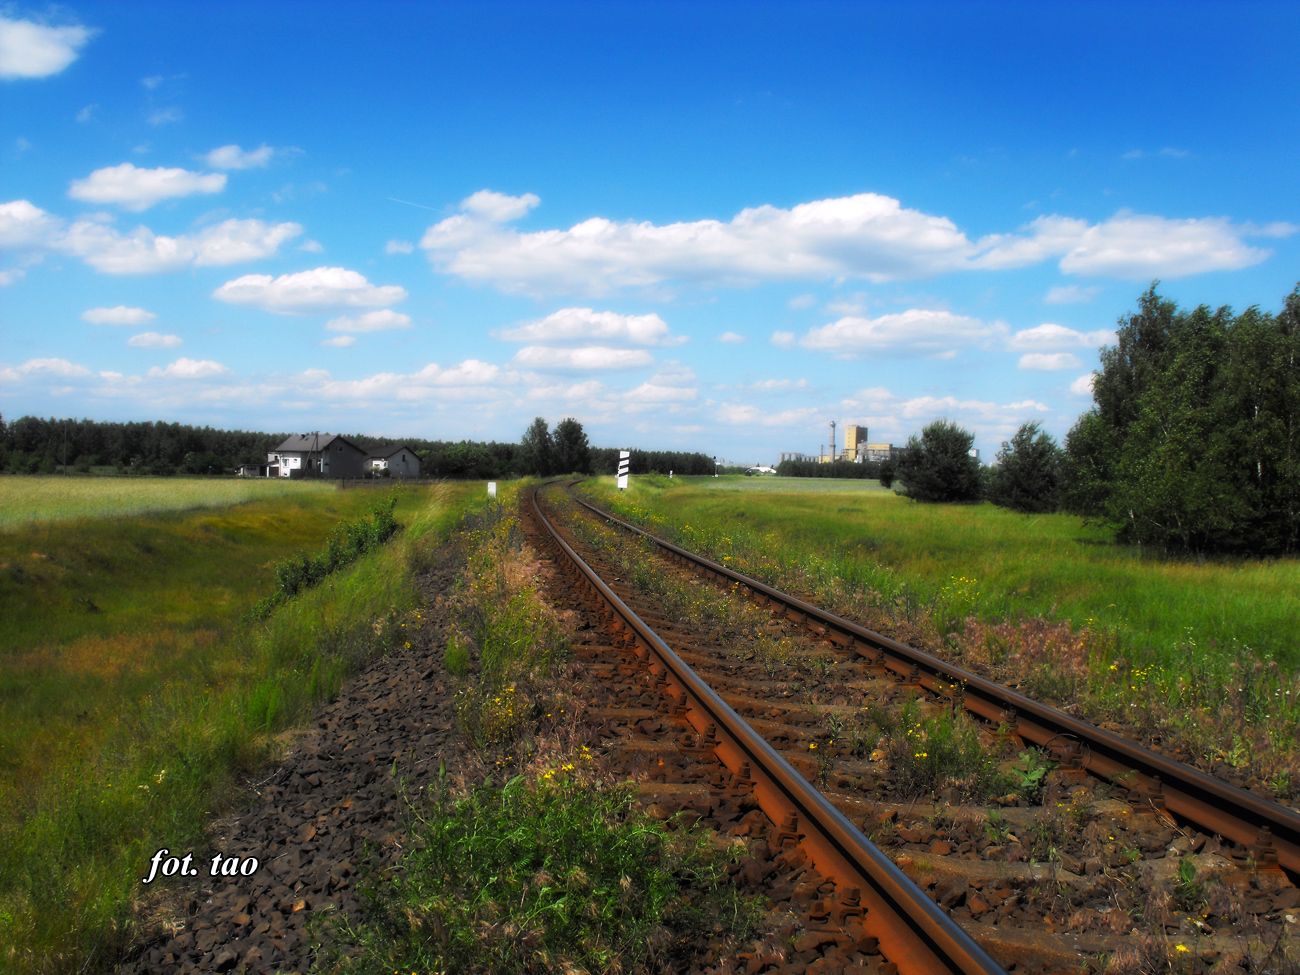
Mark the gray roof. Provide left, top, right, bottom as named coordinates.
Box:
left=272, top=434, right=366, bottom=454
left=366, top=443, right=418, bottom=459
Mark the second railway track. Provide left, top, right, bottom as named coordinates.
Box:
left=530, top=482, right=1299, bottom=974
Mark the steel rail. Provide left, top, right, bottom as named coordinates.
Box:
left=530, top=487, right=1006, bottom=975
left=570, top=489, right=1300, bottom=879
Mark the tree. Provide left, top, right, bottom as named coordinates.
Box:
left=1063, top=284, right=1300, bottom=554
left=552, top=417, right=592, bottom=474
left=895, top=420, right=981, bottom=502
left=878, top=459, right=895, bottom=489
left=989, top=422, right=1063, bottom=513
left=519, top=417, right=554, bottom=476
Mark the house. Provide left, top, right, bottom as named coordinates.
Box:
left=365, top=443, right=421, bottom=479
left=267, top=434, right=368, bottom=478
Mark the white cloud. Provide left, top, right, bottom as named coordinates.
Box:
left=0, top=15, right=93, bottom=79
left=75, top=103, right=96, bottom=123
left=460, top=189, right=540, bottom=223
left=511, top=346, right=653, bottom=371
left=719, top=331, right=745, bottom=344
left=385, top=239, right=415, bottom=255
left=0, top=200, right=59, bottom=248
left=1070, top=373, right=1097, bottom=397
left=299, top=239, right=323, bottom=253
left=1057, top=214, right=1285, bottom=278
left=1007, top=323, right=1114, bottom=350
left=422, top=190, right=978, bottom=296
left=82, top=305, right=156, bottom=326
left=62, top=218, right=302, bottom=273
left=69, top=163, right=225, bottom=211
left=499, top=308, right=684, bottom=347
left=128, top=331, right=182, bottom=348
left=324, top=309, right=412, bottom=333
left=0, top=268, right=25, bottom=286
left=0, top=357, right=91, bottom=381
left=771, top=331, right=795, bottom=348
left=787, top=293, right=816, bottom=310
left=322, top=335, right=356, bottom=348
left=421, top=190, right=1294, bottom=294
left=147, top=357, right=227, bottom=379
left=1044, top=284, right=1100, bottom=305
left=799, top=309, right=1006, bottom=356
left=213, top=266, right=407, bottom=313
left=204, top=144, right=274, bottom=170
left=718, top=404, right=820, bottom=428
left=1018, top=352, right=1081, bottom=371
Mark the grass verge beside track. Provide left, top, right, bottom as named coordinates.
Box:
left=0, top=480, right=482, bottom=974
left=580, top=475, right=1300, bottom=802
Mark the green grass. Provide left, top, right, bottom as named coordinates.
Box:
left=0, top=479, right=484, bottom=974
left=0, top=475, right=335, bottom=529
left=581, top=475, right=1300, bottom=794
left=313, top=774, right=753, bottom=975
left=591, top=475, right=1299, bottom=669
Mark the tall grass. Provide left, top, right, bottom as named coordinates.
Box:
left=0, top=475, right=334, bottom=529
left=581, top=475, right=1300, bottom=796
left=0, top=481, right=482, bottom=974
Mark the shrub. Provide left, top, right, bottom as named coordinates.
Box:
left=895, top=420, right=981, bottom=502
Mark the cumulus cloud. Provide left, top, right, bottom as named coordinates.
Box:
left=68, top=163, right=226, bottom=211
left=499, top=308, right=684, bottom=347
left=747, top=378, right=808, bottom=391
left=718, top=404, right=820, bottom=428
left=62, top=218, right=301, bottom=273
left=1070, top=373, right=1097, bottom=397
left=324, top=309, right=412, bottom=333
left=420, top=190, right=1294, bottom=295
left=799, top=309, right=1006, bottom=356
left=1018, top=352, right=1081, bottom=371
left=0, top=200, right=59, bottom=248
left=460, top=189, right=540, bottom=223
left=82, top=305, right=156, bottom=325
left=204, top=144, right=274, bottom=170
left=787, top=293, right=817, bottom=310
left=1056, top=214, right=1285, bottom=278
left=719, top=331, right=745, bottom=344
left=213, top=267, right=407, bottom=313
left=511, top=346, right=653, bottom=371
left=1007, top=323, right=1114, bottom=350
left=0, top=357, right=92, bottom=381
left=771, top=331, right=796, bottom=348
left=322, top=335, right=356, bottom=348
left=0, top=15, right=93, bottom=79
left=147, top=357, right=227, bottom=379
left=128, top=331, right=181, bottom=348
left=385, top=239, right=415, bottom=255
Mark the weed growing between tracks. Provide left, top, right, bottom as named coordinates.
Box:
left=315, top=485, right=762, bottom=972
left=0, top=482, right=478, bottom=974
left=581, top=478, right=1300, bottom=802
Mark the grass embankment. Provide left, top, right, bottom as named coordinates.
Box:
left=314, top=486, right=758, bottom=973
left=580, top=475, right=1300, bottom=798
left=0, top=474, right=335, bottom=529
left=0, top=478, right=483, bottom=974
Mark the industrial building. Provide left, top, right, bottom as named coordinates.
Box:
left=784, top=422, right=900, bottom=465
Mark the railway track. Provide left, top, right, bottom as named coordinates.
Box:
left=529, top=483, right=1300, bottom=974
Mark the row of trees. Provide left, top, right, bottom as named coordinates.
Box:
left=515, top=417, right=717, bottom=476
left=891, top=286, right=1300, bottom=555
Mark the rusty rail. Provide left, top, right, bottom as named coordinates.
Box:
left=530, top=486, right=1005, bottom=974
left=569, top=488, right=1300, bottom=880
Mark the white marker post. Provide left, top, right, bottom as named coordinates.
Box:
left=487, top=481, right=497, bottom=498
left=616, top=450, right=630, bottom=491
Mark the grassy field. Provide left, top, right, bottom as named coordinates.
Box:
left=581, top=475, right=1300, bottom=792
left=0, top=476, right=486, bottom=973
left=0, top=475, right=336, bottom=529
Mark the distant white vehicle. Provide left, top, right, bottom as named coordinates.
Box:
left=745, top=465, right=778, bottom=475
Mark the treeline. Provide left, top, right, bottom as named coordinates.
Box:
left=0, top=413, right=718, bottom=482
left=774, top=458, right=892, bottom=481
left=0, top=416, right=286, bottom=475
left=887, top=286, right=1300, bottom=556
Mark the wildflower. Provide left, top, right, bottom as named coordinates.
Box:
left=808, top=742, right=818, bottom=751
left=403, top=641, right=412, bottom=650
left=155, top=769, right=167, bottom=784
left=913, top=751, right=928, bottom=759
left=1174, top=944, right=1189, bottom=953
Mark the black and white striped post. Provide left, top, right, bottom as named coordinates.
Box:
left=616, top=450, right=630, bottom=490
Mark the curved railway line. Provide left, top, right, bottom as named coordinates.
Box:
left=527, top=482, right=1299, bottom=974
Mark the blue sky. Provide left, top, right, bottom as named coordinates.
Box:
left=2, top=1, right=1297, bottom=462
